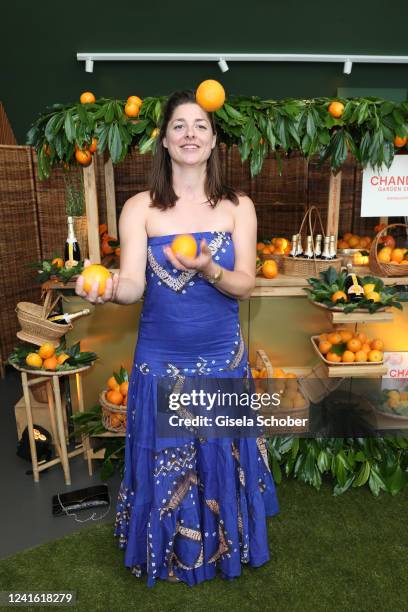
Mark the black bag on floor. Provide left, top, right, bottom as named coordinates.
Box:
left=16, top=425, right=52, bottom=463
left=52, top=484, right=110, bottom=517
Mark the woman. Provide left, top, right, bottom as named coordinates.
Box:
left=76, top=90, right=279, bottom=587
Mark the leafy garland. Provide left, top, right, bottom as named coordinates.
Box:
left=27, top=95, right=408, bottom=179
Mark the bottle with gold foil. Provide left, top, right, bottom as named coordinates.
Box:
left=64, top=216, right=81, bottom=269
left=345, top=263, right=364, bottom=302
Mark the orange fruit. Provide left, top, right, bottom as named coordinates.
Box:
left=368, top=349, right=383, bottom=362
left=43, top=355, right=58, bottom=370
left=57, top=353, right=70, bottom=365
left=81, top=264, right=112, bottom=296
left=39, top=343, right=55, bottom=359
left=319, top=333, right=329, bottom=342
left=88, top=138, right=98, bottom=153
left=275, top=238, right=288, bottom=251
left=26, top=353, right=43, bottom=368
left=393, top=135, right=407, bottom=148
left=106, top=389, right=124, bottom=405
left=361, top=343, right=371, bottom=354
left=326, top=352, right=341, bottom=362
left=319, top=340, right=332, bottom=355
left=348, top=236, right=360, bottom=248
left=75, top=149, right=92, bottom=166
left=391, top=248, right=405, bottom=263
left=171, top=234, right=198, bottom=258
left=355, top=350, right=368, bottom=362
left=328, top=101, right=344, bottom=118
left=371, top=339, right=384, bottom=351
left=331, top=290, right=347, bottom=303
left=122, top=397, right=127, bottom=406
left=339, top=330, right=353, bottom=343
left=286, top=373, right=297, bottom=379
left=110, top=414, right=122, bottom=427
left=261, top=259, right=278, bottom=279
left=251, top=368, right=259, bottom=379
left=327, top=332, right=342, bottom=345
left=342, top=350, right=355, bottom=363
left=354, top=332, right=367, bottom=344
left=119, top=381, right=129, bottom=396
left=338, top=240, right=349, bottom=249
left=80, top=91, right=96, bottom=104
left=347, top=338, right=362, bottom=353
left=51, top=257, right=64, bottom=268
left=378, top=249, right=391, bottom=263
left=124, top=102, right=140, bottom=117
left=127, top=95, right=142, bottom=107
left=272, top=368, right=285, bottom=378
left=196, top=79, right=226, bottom=112
left=107, top=376, right=120, bottom=391
left=343, top=232, right=353, bottom=241
left=257, top=242, right=265, bottom=251
left=99, top=223, right=108, bottom=235
left=262, top=246, right=271, bottom=255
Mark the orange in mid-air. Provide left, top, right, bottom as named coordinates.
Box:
left=171, top=234, right=198, bottom=258
left=328, top=101, right=344, bottom=118
left=81, top=264, right=112, bottom=296
left=196, top=79, right=226, bottom=112
left=80, top=91, right=96, bottom=104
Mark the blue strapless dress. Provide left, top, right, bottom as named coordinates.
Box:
left=114, top=231, right=279, bottom=587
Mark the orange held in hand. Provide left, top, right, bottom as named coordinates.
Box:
left=171, top=234, right=198, bottom=258
left=196, top=80, right=226, bottom=112
left=80, top=264, right=112, bottom=296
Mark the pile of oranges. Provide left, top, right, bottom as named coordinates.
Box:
left=377, top=245, right=407, bottom=266
left=337, top=233, right=373, bottom=250
left=317, top=330, right=384, bottom=363
left=99, top=224, right=120, bottom=258
left=106, top=375, right=128, bottom=407
left=257, top=237, right=291, bottom=257
left=251, top=366, right=298, bottom=379
left=25, top=343, right=69, bottom=370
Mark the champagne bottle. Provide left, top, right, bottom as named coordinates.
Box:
left=345, top=264, right=364, bottom=302
left=304, top=236, right=314, bottom=259
left=314, top=234, right=322, bottom=258
left=289, top=235, right=298, bottom=257
left=329, top=235, right=337, bottom=260
left=295, top=234, right=304, bottom=257
left=64, top=216, right=81, bottom=269
left=321, top=237, right=331, bottom=260
left=48, top=308, right=90, bottom=325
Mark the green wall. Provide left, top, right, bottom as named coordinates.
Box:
left=2, top=0, right=408, bottom=143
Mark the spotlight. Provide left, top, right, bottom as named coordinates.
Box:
left=343, top=59, right=352, bottom=75
left=218, top=58, right=229, bottom=73
left=85, top=58, right=94, bottom=73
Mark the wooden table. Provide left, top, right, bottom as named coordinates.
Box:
left=10, top=363, right=94, bottom=485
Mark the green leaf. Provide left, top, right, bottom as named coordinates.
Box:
left=385, top=465, right=407, bottom=495
left=368, top=465, right=387, bottom=496
left=108, top=123, right=123, bottom=163
left=353, top=461, right=371, bottom=487
left=64, top=111, right=75, bottom=143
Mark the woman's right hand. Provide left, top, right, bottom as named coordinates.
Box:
left=75, top=259, right=120, bottom=305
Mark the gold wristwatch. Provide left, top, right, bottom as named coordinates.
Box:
left=203, top=265, right=223, bottom=285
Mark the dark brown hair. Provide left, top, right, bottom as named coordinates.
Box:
left=149, top=90, right=243, bottom=210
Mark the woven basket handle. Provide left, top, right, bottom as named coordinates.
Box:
left=256, top=349, right=274, bottom=377
left=41, top=290, right=62, bottom=319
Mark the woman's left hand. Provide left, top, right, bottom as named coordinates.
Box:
left=163, top=238, right=213, bottom=273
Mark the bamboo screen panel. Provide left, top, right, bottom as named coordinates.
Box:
left=0, top=102, right=17, bottom=146
left=0, top=146, right=41, bottom=363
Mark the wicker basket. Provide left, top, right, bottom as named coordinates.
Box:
left=282, top=206, right=342, bottom=277
left=99, top=390, right=127, bottom=433
left=15, top=292, right=71, bottom=347
left=369, top=223, right=408, bottom=277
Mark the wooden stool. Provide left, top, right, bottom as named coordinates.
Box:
left=11, top=364, right=94, bottom=485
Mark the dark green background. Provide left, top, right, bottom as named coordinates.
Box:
left=2, top=0, right=408, bottom=143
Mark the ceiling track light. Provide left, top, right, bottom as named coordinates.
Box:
left=85, top=58, right=94, bottom=73
left=218, top=58, right=229, bottom=72
left=343, top=59, right=353, bottom=75
left=77, top=53, right=408, bottom=74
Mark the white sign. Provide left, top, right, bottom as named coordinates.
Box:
left=361, top=156, right=408, bottom=217
left=382, top=352, right=408, bottom=391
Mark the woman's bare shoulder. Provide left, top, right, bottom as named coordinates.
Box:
left=121, top=190, right=152, bottom=217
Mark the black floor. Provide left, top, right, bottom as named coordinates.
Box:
left=0, top=366, right=121, bottom=561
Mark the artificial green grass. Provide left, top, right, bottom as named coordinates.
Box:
left=1, top=478, right=407, bottom=612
